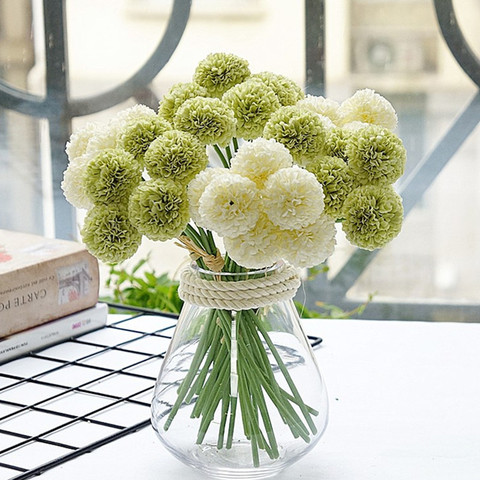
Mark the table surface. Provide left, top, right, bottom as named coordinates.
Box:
left=3, top=316, right=480, bottom=480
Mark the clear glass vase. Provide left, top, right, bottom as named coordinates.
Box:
left=151, top=263, right=328, bottom=479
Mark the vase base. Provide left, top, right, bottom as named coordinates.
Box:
left=184, top=442, right=286, bottom=480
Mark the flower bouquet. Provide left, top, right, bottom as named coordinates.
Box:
left=63, top=52, right=406, bottom=478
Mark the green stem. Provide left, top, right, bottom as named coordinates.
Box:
left=164, top=309, right=217, bottom=430
left=232, top=137, right=239, bottom=152
left=250, top=313, right=318, bottom=435
left=214, top=144, right=230, bottom=168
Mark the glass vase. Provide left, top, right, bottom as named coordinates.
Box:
left=151, top=262, right=328, bottom=479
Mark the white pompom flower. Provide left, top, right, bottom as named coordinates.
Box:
left=65, top=122, right=99, bottom=162
left=223, top=214, right=280, bottom=269
left=187, top=167, right=225, bottom=225
left=278, top=213, right=337, bottom=268
left=296, top=95, right=342, bottom=126
left=61, top=153, right=93, bottom=210
left=262, top=166, right=325, bottom=230
left=338, top=88, right=398, bottom=130
left=230, top=138, right=293, bottom=188
left=198, top=173, right=260, bottom=237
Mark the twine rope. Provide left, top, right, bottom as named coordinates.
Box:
left=178, top=263, right=301, bottom=311
left=175, top=236, right=225, bottom=273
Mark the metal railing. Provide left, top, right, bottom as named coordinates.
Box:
left=0, top=0, right=478, bottom=321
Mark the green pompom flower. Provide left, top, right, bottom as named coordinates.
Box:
left=308, top=155, right=354, bottom=219
left=128, top=179, right=189, bottom=241
left=118, top=116, right=171, bottom=162
left=81, top=205, right=142, bottom=264
left=263, top=105, right=326, bottom=164
left=324, top=127, right=350, bottom=162
left=174, top=97, right=236, bottom=147
left=144, top=130, right=208, bottom=185
left=193, top=52, right=251, bottom=98
left=252, top=72, right=304, bottom=106
left=341, top=185, right=403, bottom=250
left=222, top=78, right=280, bottom=140
left=158, top=82, right=208, bottom=123
left=346, top=125, right=406, bottom=186
left=84, top=148, right=142, bottom=206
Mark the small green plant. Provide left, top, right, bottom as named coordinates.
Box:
left=102, top=255, right=372, bottom=319
left=101, top=255, right=183, bottom=314
left=295, top=293, right=374, bottom=319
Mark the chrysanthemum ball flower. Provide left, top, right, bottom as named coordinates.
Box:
left=84, top=148, right=142, bottom=206
left=145, top=130, right=208, bottom=185
left=158, top=82, right=208, bottom=123
left=222, top=78, right=280, bottom=140
left=296, top=95, right=341, bottom=126
left=230, top=138, right=293, bottom=188
left=262, top=166, right=325, bottom=230
left=61, top=153, right=93, bottom=210
left=174, top=97, right=236, bottom=147
left=338, top=88, right=398, bottom=130
left=128, top=179, right=190, bottom=242
left=81, top=205, right=142, bottom=264
left=252, top=72, right=304, bottom=106
left=197, top=173, right=260, bottom=237
left=263, top=106, right=327, bottom=164
left=341, top=185, right=403, bottom=250
left=66, top=122, right=98, bottom=161
left=278, top=213, right=337, bottom=268
left=187, top=167, right=225, bottom=225
left=223, top=214, right=281, bottom=269
left=308, top=155, right=354, bottom=219
left=346, top=125, right=406, bottom=186
left=193, top=52, right=251, bottom=98
left=324, top=127, right=351, bottom=162
left=118, top=115, right=171, bottom=162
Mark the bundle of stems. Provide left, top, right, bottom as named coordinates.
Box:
left=164, top=222, right=319, bottom=466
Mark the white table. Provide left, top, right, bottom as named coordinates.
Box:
left=22, top=319, right=480, bottom=479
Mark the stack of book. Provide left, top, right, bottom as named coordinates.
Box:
left=0, top=229, right=108, bottom=363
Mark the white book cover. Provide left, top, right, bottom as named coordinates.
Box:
left=0, top=303, right=108, bottom=364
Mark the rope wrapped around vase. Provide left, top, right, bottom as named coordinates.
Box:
left=178, top=262, right=301, bottom=311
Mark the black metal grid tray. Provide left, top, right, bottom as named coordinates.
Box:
left=0, top=305, right=322, bottom=480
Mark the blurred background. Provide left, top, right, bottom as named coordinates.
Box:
left=1, top=0, right=479, bottom=321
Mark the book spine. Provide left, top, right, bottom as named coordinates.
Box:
left=0, top=249, right=100, bottom=337
left=0, top=303, right=108, bottom=364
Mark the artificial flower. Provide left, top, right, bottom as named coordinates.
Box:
left=262, top=166, right=325, bottom=230
left=81, top=205, right=142, bottom=264
left=65, top=122, right=98, bottom=161
left=222, top=78, right=280, bottom=140
left=323, top=127, right=350, bottom=162
left=338, top=88, right=398, bottom=130
left=84, top=148, right=142, bottom=205
left=158, top=82, right=208, bottom=123
left=296, top=95, right=341, bottom=125
left=341, top=184, right=403, bottom=250
left=223, top=214, right=280, bottom=269
left=61, top=153, right=93, bottom=210
left=252, top=71, right=304, bottom=106
left=278, top=213, right=337, bottom=268
left=193, top=52, right=251, bottom=98
left=197, top=172, right=260, bottom=237
left=346, top=125, right=406, bottom=186
left=187, top=167, right=225, bottom=224
left=118, top=115, right=171, bottom=162
left=229, top=137, right=293, bottom=188
left=128, top=179, right=190, bottom=242
left=145, top=130, right=208, bottom=185
left=263, top=105, right=327, bottom=164
left=307, top=155, right=354, bottom=219
left=174, top=97, right=236, bottom=147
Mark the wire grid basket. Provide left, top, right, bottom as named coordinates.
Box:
left=0, top=305, right=322, bottom=480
